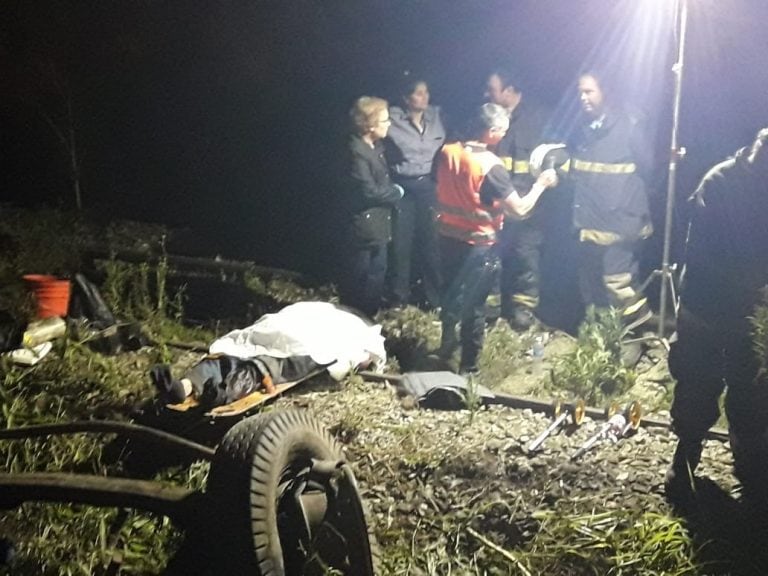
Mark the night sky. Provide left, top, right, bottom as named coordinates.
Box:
left=2, top=0, right=768, bottom=282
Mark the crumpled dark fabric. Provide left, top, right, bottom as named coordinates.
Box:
left=150, top=364, right=186, bottom=404
left=398, top=371, right=496, bottom=410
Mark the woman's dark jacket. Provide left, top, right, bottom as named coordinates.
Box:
left=345, top=134, right=403, bottom=247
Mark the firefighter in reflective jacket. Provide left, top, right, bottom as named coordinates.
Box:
left=485, top=68, right=553, bottom=329
left=569, top=72, right=653, bottom=336
left=435, top=103, right=558, bottom=373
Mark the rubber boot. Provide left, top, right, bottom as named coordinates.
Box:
left=459, top=348, right=479, bottom=376
left=509, top=306, right=538, bottom=331
left=665, top=439, right=703, bottom=507
left=438, top=323, right=459, bottom=360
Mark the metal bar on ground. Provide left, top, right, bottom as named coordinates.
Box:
left=357, top=371, right=729, bottom=441
left=0, top=421, right=215, bottom=461
left=0, top=473, right=198, bottom=524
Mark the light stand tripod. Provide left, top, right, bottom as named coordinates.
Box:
left=642, top=0, right=689, bottom=341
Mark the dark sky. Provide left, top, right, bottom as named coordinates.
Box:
left=2, top=0, right=768, bottom=280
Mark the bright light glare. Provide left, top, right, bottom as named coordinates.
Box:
left=548, top=0, right=677, bottom=140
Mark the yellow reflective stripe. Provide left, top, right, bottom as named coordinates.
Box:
left=486, top=293, right=501, bottom=307
left=579, top=229, right=621, bottom=246
left=572, top=159, right=636, bottom=174
left=512, top=160, right=529, bottom=174
left=512, top=294, right=538, bottom=307
left=638, top=223, right=653, bottom=239
left=623, top=297, right=648, bottom=317
left=604, top=273, right=635, bottom=301
left=498, top=158, right=530, bottom=174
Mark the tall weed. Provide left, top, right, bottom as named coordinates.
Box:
left=549, top=306, right=636, bottom=404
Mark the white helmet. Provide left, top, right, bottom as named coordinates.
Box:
left=529, top=143, right=570, bottom=178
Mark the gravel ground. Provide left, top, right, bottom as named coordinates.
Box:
left=163, top=318, right=759, bottom=574
left=270, top=360, right=746, bottom=575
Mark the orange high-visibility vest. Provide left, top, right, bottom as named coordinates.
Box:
left=436, top=142, right=504, bottom=246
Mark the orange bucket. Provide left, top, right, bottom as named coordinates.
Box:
left=22, top=274, right=72, bottom=319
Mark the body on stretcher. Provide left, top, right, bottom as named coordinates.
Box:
left=166, top=367, right=328, bottom=418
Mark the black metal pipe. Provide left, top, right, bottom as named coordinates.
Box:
left=0, top=421, right=215, bottom=461
left=0, top=472, right=200, bottom=525
left=358, top=371, right=730, bottom=442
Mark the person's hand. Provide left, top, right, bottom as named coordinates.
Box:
left=536, top=168, right=559, bottom=189
left=393, top=183, right=405, bottom=199
left=529, top=142, right=566, bottom=176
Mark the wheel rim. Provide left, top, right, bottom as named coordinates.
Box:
left=275, top=458, right=369, bottom=574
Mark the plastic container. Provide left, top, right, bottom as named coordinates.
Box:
left=9, top=341, right=53, bottom=366
left=529, top=335, right=545, bottom=375
left=531, top=336, right=545, bottom=359
left=22, top=316, right=67, bottom=348
left=22, top=275, right=71, bottom=319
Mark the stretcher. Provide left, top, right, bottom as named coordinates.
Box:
left=164, top=368, right=327, bottom=418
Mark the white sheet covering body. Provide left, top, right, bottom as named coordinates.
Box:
left=208, top=302, right=386, bottom=380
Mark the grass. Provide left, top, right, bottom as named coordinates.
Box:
left=0, top=342, right=198, bottom=574
left=375, top=305, right=441, bottom=371
left=0, top=213, right=210, bottom=573
left=549, top=306, right=637, bottom=405
left=477, top=320, right=527, bottom=389
left=750, top=287, right=768, bottom=383
left=0, top=209, right=724, bottom=575
left=514, top=509, right=700, bottom=575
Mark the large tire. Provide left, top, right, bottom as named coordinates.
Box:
left=206, top=409, right=378, bottom=575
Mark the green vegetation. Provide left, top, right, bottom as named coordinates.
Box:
left=478, top=320, right=527, bottom=388
left=516, top=509, right=699, bottom=575
left=463, top=373, right=482, bottom=424
left=373, top=486, right=702, bottom=575
left=750, top=287, right=768, bottom=383
left=0, top=210, right=717, bottom=575
left=550, top=306, right=637, bottom=404
left=0, top=336, right=199, bottom=574
left=375, top=305, right=441, bottom=371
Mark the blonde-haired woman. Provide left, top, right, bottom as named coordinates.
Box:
left=343, top=96, right=404, bottom=315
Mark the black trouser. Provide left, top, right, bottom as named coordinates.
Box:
left=345, top=243, right=388, bottom=316
left=577, top=237, right=650, bottom=330
left=499, top=215, right=543, bottom=318
left=389, top=176, right=442, bottom=308
left=669, top=306, right=768, bottom=491
left=439, top=237, right=500, bottom=372
left=187, top=354, right=319, bottom=407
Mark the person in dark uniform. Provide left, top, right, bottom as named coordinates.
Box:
left=569, top=71, right=654, bottom=345
left=485, top=68, right=552, bottom=329
left=342, top=96, right=404, bottom=316
left=385, top=75, right=446, bottom=309
left=436, top=103, right=558, bottom=373
left=666, top=127, right=768, bottom=511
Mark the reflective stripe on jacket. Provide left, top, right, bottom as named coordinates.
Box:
left=436, top=142, right=504, bottom=246
left=569, top=110, right=652, bottom=240
left=500, top=157, right=530, bottom=174
left=568, top=159, right=636, bottom=174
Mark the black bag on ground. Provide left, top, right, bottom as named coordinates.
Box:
left=68, top=273, right=148, bottom=354
left=398, top=371, right=496, bottom=410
